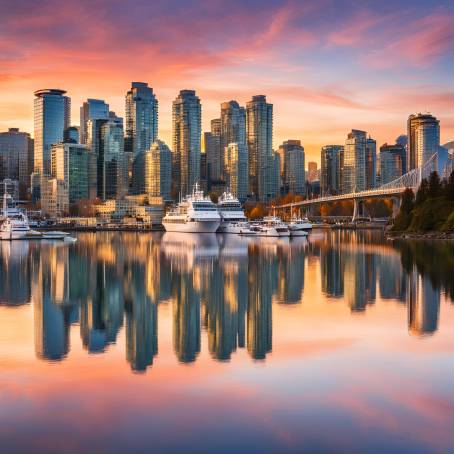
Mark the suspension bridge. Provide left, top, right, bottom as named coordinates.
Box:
left=275, top=154, right=437, bottom=221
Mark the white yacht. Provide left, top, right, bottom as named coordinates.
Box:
left=253, top=216, right=290, bottom=237
left=0, top=193, right=37, bottom=240
left=162, top=183, right=221, bottom=233
left=288, top=216, right=311, bottom=237
left=217, top=191, right=249, bottom=234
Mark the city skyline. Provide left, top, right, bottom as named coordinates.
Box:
left=1, top=1, right=454, bottom=162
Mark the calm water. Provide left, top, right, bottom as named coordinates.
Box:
left=1, top=231, right=454, bottom=453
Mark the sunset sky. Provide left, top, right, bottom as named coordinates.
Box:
left=1, top=0, right=453, bottom=162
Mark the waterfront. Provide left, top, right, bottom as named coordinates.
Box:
left=1, top=231, right=454, bottom=453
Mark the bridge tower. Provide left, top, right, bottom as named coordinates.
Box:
left=352, top=199, right=366, bottom=222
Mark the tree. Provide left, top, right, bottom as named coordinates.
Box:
left=428, top=171, right=442, bottom=198
left=392, top=188, right=414, bottom=231
left=400, top=188, right=414, bottom=215
left=446, top=170, right=454, bottom=201
left=415, top=178, right=428, bottom=205
left=250, top=203, right=266, bottom=220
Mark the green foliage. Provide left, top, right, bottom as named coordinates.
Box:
left=415, top=178, right=428, bottom=205
left=446, top=170, right=454, bottom=201
left=428, top=171, right=442, bottom=198
left=408, top=197, right=454, bottom=232
left=391, top=188, right=414, bottom=231
left=441, top=211, right=454, bottom=232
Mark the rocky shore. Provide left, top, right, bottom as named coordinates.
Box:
left=386, top=231, right=454, bottom=241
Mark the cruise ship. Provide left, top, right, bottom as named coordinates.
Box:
left=162, top=183, right=221, bottom=233
left=217, top=191, right=249, bottom=234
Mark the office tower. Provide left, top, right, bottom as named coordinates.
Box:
left=172, top=90, right=201, bottom=197
left=33, top=89, right=70, bottom=177
left=407, top=113, right=440, bottom=170
left=204, top=119, right=221, bottom=182
left=220, top=101, right=246, bottom=179
left=125, top=82, right=158, bottom=157
left=278, top=140, right=305, bottom=195
left=40, top=178, right=69, bottom=218
left=307, top=161, right=318, bottom=183
left=87, top=114, right=125, bottom=200
left=133, top=140, right=172, bottom=200
left=246, top=95, right=273, bottom=200
left=51, top=143, right=91, bottom=203
left=321, top=145, right=344, bottom=196
left=224, top=142, right=248, bottom=202
left=80, top=99, right=109, bottom=144
left=365, top=136, right=376, bottom=189
left=99, top=115, right=126, bottom=200
left=343, top=129, right=367, bottom=193
left=64, top=126, right=79, bottom=143
left=0, top=128, right=34, bottom=196
left=270, top=151, right=281, bottom=198
left=379, top=144, right=406, bottom=185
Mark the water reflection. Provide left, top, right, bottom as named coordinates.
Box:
left=1, top=230, right=452, bottom=370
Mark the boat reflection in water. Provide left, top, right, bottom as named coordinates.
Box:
left=1, top=231, right=452, bottom=370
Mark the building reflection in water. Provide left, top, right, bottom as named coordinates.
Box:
left=407, top=268, right=440, bottom=336
left=0, top=230, right=449, bottom=369
left=0, top=242, right=32, bottom=306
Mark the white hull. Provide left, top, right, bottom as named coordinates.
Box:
left=0, top=231, right=28, bottom=240
left=163, top=220, right=220, bottom=233
left=256, top=227, right=280, bottom=237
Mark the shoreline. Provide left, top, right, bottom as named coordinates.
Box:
left=386, top=231, right=454, bottom=241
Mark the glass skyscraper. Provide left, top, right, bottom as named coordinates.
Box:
left=34, top=89, right=70, bottom=177
left=204, top=119, right=221, bottom=182
left=365, top=137, right=377, bottom=189
left=125, top=82, right=158, bottom=157
left=278, top=140, right=305, bottom=195
left=407, top=113, right=440, bottom=170
left=80, top=99, right=109, bottom=144
left=172, top=90, right=201, bottom=197
left=220, top=101, right=246, bottom=180
left=379, top=144, right=406, bottom=185
left=321, top=145, right=343, bottom=196
left=343, top=129, right=366, bottom=193
left=246, top=95, right=273, bottom=201
left=224, top=142, right=248, bottom=202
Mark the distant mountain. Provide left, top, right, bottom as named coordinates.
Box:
left=442, top=141, right=454, bottom=151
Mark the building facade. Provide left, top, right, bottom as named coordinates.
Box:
left=379, top=144, right=406, bottom=185
left=224, top=142, right=248, bottom=202
left=204, top=119, right=222, bottom=183
left=80, top=99, right=109, bottom=144
left=321, top=145, right=343, bottom=196
left=343, top=129, right=367, bottom=193
left=125, top=82, right=158, bottom=157
left=34, top=89, right=70, bottom=178
left=51, top=143, right=91, bottom=203
left=172, top=90, right=201, bottom=197
left=246, top=95, right=273, bottom=201
left=134, top=140, right=172, bottom=200
left=407, top=113, right=440, bottom=170
left=0, top=128, right=34, bottom=196
left=220, top=101, right=246, bottom=180
left=365, top=137, right=377, bottom=189
left=278, top=140, right=305, bottom=195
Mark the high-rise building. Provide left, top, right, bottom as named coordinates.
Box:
left=80, top=99, right=109, bottom=144
left=407, top=113, right=440, bottom=170
left=379, top=144, right=406, bottom=185
left=321, top=145, right=343, bottom=196
left=278, top=140, right=305, bottom=195
left=33, top=89, right=70, bottom=177
left=343, top=129, right=367, bottom=193
left=125, top=82, right=158, bottom=157
left=307, top=161, right=318, bottom=183
left=270, top=151, right=281, bottom=198
left=133, top=140, right=172, bottom=200
left=40, top=178, right=69, bottom=218
left=204, top=119, right=221, bottom=182
left=87, top=114, right=126, bottom=200
left=99, top=115, right=126, bottom=200
left=51, top=143, right=91, bottom=203
left=220, top=101, right=246, bottom=180
left=64, top=126, right=79, bottom=144
left=172, top=90, right=201, bottom=197
left=365, top=136, right=377, bottom=189
left=0, top=128, right=34, bottom=196
left=224, top=142, right=248, bottom=202
left=246, top=95, right=273, bottom=201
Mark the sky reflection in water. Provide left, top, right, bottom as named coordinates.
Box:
left=1, top=231, right=454, bottom=453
